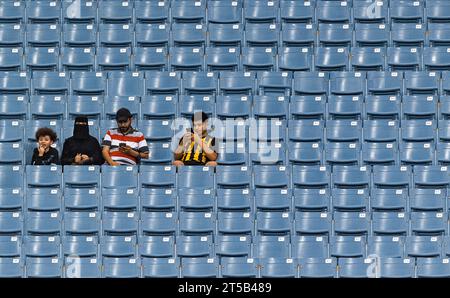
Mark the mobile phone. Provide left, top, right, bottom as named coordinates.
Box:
left=119, top=143, right=126, bottom=147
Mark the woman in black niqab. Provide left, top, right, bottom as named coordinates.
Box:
left=61, top=116, right=104, bottom=165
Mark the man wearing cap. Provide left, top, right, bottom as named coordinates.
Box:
left=61, top=116, right=104, bottom=165
left=102, top=108, right=149, bottom=166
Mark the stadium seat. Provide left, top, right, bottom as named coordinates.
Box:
left=98, top=0, right=132, bottom=24
left=63, top=235, right=98, bottom=257
left=139, top=235, right=174, bottom=258
left=102, top=211, right=138, bottom=235
left=61, top=47, right=95, bottom=72
left=177, top=235, right=213, bottom=257
left=372, top=212, right=409, bottom=235
left=135, top=0, right=169, bottom=24
left=103, top=257, right=140, bottom=278
left=181, top=257, right=219, bottom=278
left=140, top=211, right=177, bottom=235
left=298, top=258, right=337, bottom=278
left=368, top=236, right=405, bottom=258
left=142, top=257, right=179, bottom=278
left=221, top=257, right=258, bottom=277
left=215, top=234, right=252, bottom=257
left=101, top=235, right=136, bottom=257
left=330, top=236, right=366, bottom=258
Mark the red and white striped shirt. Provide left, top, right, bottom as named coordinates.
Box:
left=102, top=127, right=148, bottom=165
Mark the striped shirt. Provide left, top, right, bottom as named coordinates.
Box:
left=180, top=134, right=215, bottom=165
left=102, top=127, right=148, bottom=165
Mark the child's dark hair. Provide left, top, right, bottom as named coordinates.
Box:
left=35, top=127, right=57, bottom=142
left=191, top=111, right=209, bottom=123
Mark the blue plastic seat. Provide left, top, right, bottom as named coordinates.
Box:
left=171, top=23, right=206, bottom=48
left=372, top=165, right=411, bottom=189
left=368, top=236, right=405, bottom=258
left=135, top=24, right=169, bottom=48
left=205, top=47, right=240, bottom=72
left=379, top=258, right=415, bottom=278
left=281, top=0, right=314, bottom=24
left=0, top=211, right=22, bottom=234
left=26, top=47, right=59, bottom=72
left=338, top=257, right=375, bottom=278
left=26, top=0, right=60, bottom=23
left=181, top=72, right=217, bottom=95
left=428, top=23, right=450, bottom=47
left=288, top=141, right=322, bottom=165
left=332, top=166, right=369, bottom=189
left=391, top=23, right=426, bottom=47
left=215, top=95, right=250, bottom=119
left=254, top=235, right=290, bottom=258
left=0, top=164, right=23, bottom=189
left=216, top=165, right=251, bottom=188
left=171, top=0, right=206, bottom=24
left=277, top=47, right=312, bottom=72
left=252, top=95, right=288, bottom=119
left=32, top=72, right=68, bottom=95
left=61, top=47, right=95, bottom=72
left=215, top=234, right=252, bottom=257
left=295, top=211, right=331, bottom=235
left=25, top=235, right=60, bottom=257
left=135, top=0, right=169, bottom=24
left=64, top=211, right=100, bottom=235
left=217, top=211, right=254, bottom=235
left=351, top=47, right=385, bottom=71
left=353, top=0, right=388, bottom=23
left=145, top=72, right=181, bottom=95
left=241, top=47, right=276, bottom=72
left=257, top=72, right=291, bottom=96
left=26, top=257, right=62, bottom=278
left=401, top=120, right=436, bottom=143
left=140, top=95, right=176, bottom=119
left=25, top=211, right=61, bottom=235
left=315, top=47, right=349, bottom=72
left=256, top=211, right=292, bottom=235
left=255, top=188, right=291, bottom=211
left=178, top=166, right=214, bottom=189
left=424, top=47, right=450, bottom=71
left=208, top=0, right=242, bottom=24
left=26, top=188, right=61, bottom=212
left=318, top=23, right=352, bottom=48
left=0, top=142, right=24, bottom=165
left=254, top=165, right=289, bottom=189
left=96, top=47, right=131, bottom=71
left=29, top=95, right=66, bottom=120
left=140, top=211, right=177, bottom=235
left=64, top=256, right=101, bottom=278
left=221, top=257, right=258, bottom=277
left=298, top=258, right=337, bottom=278
left=0, top=24, right=24, bottom=48
left=372, top=212, right=409, bottom=235
left=293, top=235, right=328, bottom=259
left=400, top=142, right=435, bottom=166
left=404, top=72, right=440, bottom=95
left=390, top=0, right=424, bottom=23
left=101, top=165, right=138, bottom=190
left=354, top=23, right=389, bottom=47
left=410, top=188, right=445, bottom=212
left=177, top=235, right=213, bottom=257
left=333, top=212, right=370, bottom=236
left=219, top=71, right=256, bottom=95
left=99, top=0, right=132, bottom=24
left=330, top=72, right=365, bottom=97
left=387, top=47, right=421, bottom=71
left=0, top=188, right=23, bottom=211
left=63, top=0, right=97, bottom=24
left=63, top=235, right=98, bottom=257
left=217, top=188, right=252, bottom=211
left=281, top=23, right=316, bottom=48
left=0, top=48, right=23, bottom=72
left=245, top=23, right=279, bottom=48
left=99, top=23, right=133, bottom=48
left=331, top=188, right=369, bottom=212
left=103, top=257, right=140, bottom=278
left=169, top=47, right=204, bottom=72
left=63, top=24, right=96, bottom=47
left=411, top=212, right=447, bottom=236
left=417, top=257, right=450, bottom=278
left=64, top=188, right=99, bottom=211
left=293, top=188, right=329, bottom=211
left=244, top=0, right=279, bottom=24
left=142, top=257, right=179, bottom=278
left=0, top=235, right=20, bottom=257
left=367, top=72, right=403, bottom=96
left=207, top=23, right=242, bottom=48
left=26, top=165, right=61, bottom=188
left=140, top=188, right=176, bottom=211
left=330, top=236, right=366, bottom=258
left=179, top=211, right=215, bottom=235
left=27, top=24, right=60, bottom=47
left=138, top=235, right=173, bottom=259
left=0, top=257, right=22, bottom=277
left=0, top=0, right=24, bottom=23
left=181, top=257, right=219, bottom=278
left=101, top=235, right=136, bottom=257
left=0, top=96, right=28, bottom=120
left=406, top=236, right=442, bottom=257
left=102, top=211, right=138, bottom=235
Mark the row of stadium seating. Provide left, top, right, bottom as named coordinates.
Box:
left=0, top=71, right=449, bottom=96
left=3, top=255, right=448, bottom=278
left=1, top=0, right=449, bottom=25
left=3, top=47, right=450, bottom=72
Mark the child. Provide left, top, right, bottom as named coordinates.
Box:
left=173, top=111, right=217, bottom=167
left=31, top=127, right=60, bottom=165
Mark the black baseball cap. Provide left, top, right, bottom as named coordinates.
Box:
left=116, top=108, right=132, bottom=122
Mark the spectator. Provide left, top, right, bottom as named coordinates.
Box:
left=173, top=111, right=217, bottom=167
left=102, top=108, right=149, bottom=166
left=61, top=116, right=104, bottom=165
left=31, top=127, right=60, bottom=165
